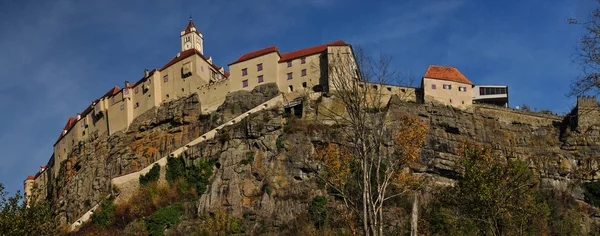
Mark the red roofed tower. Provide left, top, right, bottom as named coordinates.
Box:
left=180, top=16, right=204, bottom=54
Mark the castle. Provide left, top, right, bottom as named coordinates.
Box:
left=24, top=18, right=518, bottom=202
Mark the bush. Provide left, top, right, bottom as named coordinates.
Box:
left=166, top=157, right=185, bottom=184
left=200, top=210, right=246, bottom=235
left=240, top=151, right=255, bottom=165
left=166, top=156, right=214, bottom=197
left=92, top=198, right=116, bottom=227
left=140, top=164, right=161, bottom=186
left=309, top=196, right=328, bottom=229
left=146, top=202, right=183, bottom=236
left=583, top=181, right=600, bottom=207
left=263, top=184, right=273, bottom=196
left=123, top=219, right=148, bottom=236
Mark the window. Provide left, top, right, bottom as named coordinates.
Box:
left=123, top=89, right=129, bottom=95
left=135, top=87, right=139, bottom=94
left=432, top=84, right=436, bottom=89
left=163, top=75, right=169, bottom=82
left=242, top=68, right=248, bottom=76
left=459, top=86, right=467, bottom=92
left=448, top=84, right=452, bottom=90
left=287, top=61, right=292, bottom=67
left=81, top=121, right=85, bottom=127
left=387, top=87, right=392, bottom=91
left=201, top=66, right=204, bottom=72
left=287, top=72, right=293, bottom=80
left=289, top=85, right=294, bottom=92
left=242, top=80, right=248, bottom=88
left=301, top=57, right=306, bottom=64
left=258, top=75, right=263, bottom=83
left=301, top=69, right=307, bottom=77
left=257, top=63, right=263, bottom=71
left=120, top=105, right=124, bottom=110
left=302, top=82, right=307, bottom=88
left=111, top=97, right=115, bottom=103
left=135, top=102, right=139, bottom=108
left=95, top=104, right=100, bottom=110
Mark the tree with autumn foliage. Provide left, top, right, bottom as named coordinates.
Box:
left=311, top=46, right=429, bottom=236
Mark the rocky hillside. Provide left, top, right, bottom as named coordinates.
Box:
left=51, top=86, right=600, bottom=232
left=51, top=84, right=279, bottom=225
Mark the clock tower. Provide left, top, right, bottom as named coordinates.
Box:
left=180, top=16, right=204, bottom=54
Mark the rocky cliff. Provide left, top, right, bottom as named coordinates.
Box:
left=51, top=84, right=279, bottom=225
left=51, top=87, right=600, bottom=231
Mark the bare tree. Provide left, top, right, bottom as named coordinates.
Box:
left=569, top=1, right=600, bottom=96
left=309, top=46, right=428, bottom=235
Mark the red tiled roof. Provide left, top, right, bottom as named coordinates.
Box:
left=160, top=49, right=228, bottom=78
left=279, top=40, right=348, bottom=62
left=183, top=19, right=199, bottom=35
left=26, top=175, right=35, bottom=181
left=55, top=117, right=76, bottom=145
left=62, top=117, right=77, bottom=131
left=423, top=65, right=473, bottom=85
left=102, top=86, right=121, bottom=98
left=229, top=46, right=279, bottom=65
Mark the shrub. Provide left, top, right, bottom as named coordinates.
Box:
left=123, top=219, right=148, bottom=236
left=200, top=210, right=246, bottom=235
left=166, top=156, right=214, bottom=197
left=92, top=198, right=116, bottom=227
left=583, top=181, right=600, bottom=207
left=166, top=157, right=185, bottom=185
left=139, top=164, right=161, bottom=186
left=309, top=196, right=328, bottom=229
left=263, top=184, right=273, bottom=196
left=146, top=202, right=183, bottom=236
left=240, top=151, right=255, bottom=165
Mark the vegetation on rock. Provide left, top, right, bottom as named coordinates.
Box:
left=139, top=164, right=160, bottom=186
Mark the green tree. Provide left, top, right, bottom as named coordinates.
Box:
left=423, top=143, right=551, bottom=235
left=0, top=183, right=57, bottom=236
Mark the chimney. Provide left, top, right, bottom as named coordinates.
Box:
left=125, top=81, right=130, bottom=87
left=76, top=113, right=81, bottom=120
left=40, top=166, right=46, bottom=172
left=144, top=69, right=149, bottom=77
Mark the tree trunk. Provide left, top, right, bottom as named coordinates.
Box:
left=411, top=191, right=419, bottom=236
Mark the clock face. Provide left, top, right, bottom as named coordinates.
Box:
left=184, top=42, right=191, bottom=49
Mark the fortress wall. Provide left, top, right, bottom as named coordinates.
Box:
left=197, top=79, right=230, bottom=114
left=107, top=91, right=128, bottom=136
left=577, top=96, right=600, bottom=131
left=474, top=104, right=563, bottom=127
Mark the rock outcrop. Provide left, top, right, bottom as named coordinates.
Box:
left=50, top=89, right=600, bottom=231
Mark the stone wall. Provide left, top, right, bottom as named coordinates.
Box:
left=577, top=96, right=600, bottom=131
left=473, top=103, right=563, bottom=128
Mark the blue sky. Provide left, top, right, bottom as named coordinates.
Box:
left=0, top=0, right=595, bottom=194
